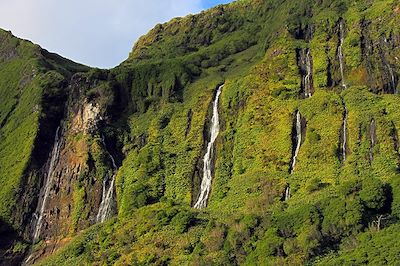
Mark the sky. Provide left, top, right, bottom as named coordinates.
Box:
left=0, top=0, right=233, bottom=68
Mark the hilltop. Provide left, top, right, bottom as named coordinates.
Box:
left=0, top=0, right=400, bottom=265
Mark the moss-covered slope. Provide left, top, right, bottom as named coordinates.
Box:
left=1, top=0, right=400, bottom=265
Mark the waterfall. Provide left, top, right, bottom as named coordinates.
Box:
left=338, top=20, right=347, bottom=89
left=285, top=186, right=291, bottom=201
left=383, top=38, right=397, bottom=93
left=96, top=177, right=116, bottom=223
left=194, top=85, right=223, bottom=209
left=96, top=136, right=117, bottom=223
left=32, top=126, right=63, bottom=242
left=285, top=111, right=303, bottom=201
left=341, top=104, right=348, bottom=162
left=290, top=111, right=302, bottom=174
left=387, top=63, right=397, bottom=93
left=298, top=48, right=314, bottom=98
left=304, top=49, right=313, bottom=98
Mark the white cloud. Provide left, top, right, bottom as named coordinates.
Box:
left=0, top=0, right=203, bottom=68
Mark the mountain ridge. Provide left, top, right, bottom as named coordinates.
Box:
left=0, top=0, right=400, bottom=265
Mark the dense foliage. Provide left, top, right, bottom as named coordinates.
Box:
left=1, top=0, right=400, bottom=265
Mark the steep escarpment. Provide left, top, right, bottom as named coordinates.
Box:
left=0, top=29, right=92, bottom=263
left=23, top=70, right=125, bottom=264
left=1, top=0, right=400, bottom=265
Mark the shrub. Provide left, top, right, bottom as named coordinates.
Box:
left=360, top=178, right=386, bottom=210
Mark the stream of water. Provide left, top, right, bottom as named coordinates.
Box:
left=338, top=20, right=347, bottom=89
left=32, top=126, right=62, bottom=241
left=96, top=137, right=117, bottom=223
left=194, top=85, right=223, bottom=209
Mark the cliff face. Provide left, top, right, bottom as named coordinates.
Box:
left=21, top=72, right=121, bottom=264
left=1, top=0, right=400, bottom=265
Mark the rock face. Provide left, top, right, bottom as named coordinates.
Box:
left=72, top=102, right=102, bottom=134
left=297, top=48, right=314, bottom=98
left=1, top=0, right=400, bottom=265
left=361, top=19, right=399, bottom=94
left=22, top=74, right=119, bottom=264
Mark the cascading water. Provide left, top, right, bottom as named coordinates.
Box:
left=337, top=20, right=348, bottom=162
left=194, top=85, right=223, bottom=209
left=284, top=186, right=291, bottom=201
left=386, top=61, right=397, bottom=93
left=96, top=177, right=116, bottom=223
left=290, top=111, right=302, bottom=174
left=390, top=67, right=396, bottom=93
left=96, top=136, right=117, bottom=223
left=383, top=38, right=397, bottom=93
left=303, top=49, right=313, bottom=98
left=338, top=19, right=347, bottom=89
left=285, top=111, right=303, bottom=201
left=32, top=126, right=63, bottom=242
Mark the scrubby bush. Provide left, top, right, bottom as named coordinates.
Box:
left=360, top=178, right=386, bottom=210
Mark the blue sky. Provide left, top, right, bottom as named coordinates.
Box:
left=203, top=0, right=233, bottom=8
left=0, top=0, right=234, bottom=68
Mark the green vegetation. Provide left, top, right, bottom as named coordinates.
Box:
left=0, top=29, right=88, bottom=227
left=1, top=0, right=400, bottom=265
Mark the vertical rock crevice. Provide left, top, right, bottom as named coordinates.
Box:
left=289, top=111, right=304, bottom=174
left=285, top=110, right=306, bottom=201
left=292, top=23, right=314, bottom=97
left=297, top=48, right=314, bottom=98
left=361, top=18, right=398, bottom=94
left=23, top=73, right=122, bottom=264
left=31, top=125, right=65, bottom=242
left=337, top=18, right=347, bottom=89
left=326, top=54, right=334, bottom=88
left=379, top=37, right=398, bottom=94
left=360, top=18, right=377, bottom=92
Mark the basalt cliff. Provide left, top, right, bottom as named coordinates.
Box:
left=1, top=0, right=400, bottom=265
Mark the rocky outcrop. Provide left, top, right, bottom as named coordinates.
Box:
left=361, top=19, right=399, bottom=94
left=71, top=101, right=103, bottom=134
left=297, top=48, right=314, bottom=98
left=337, top=18, right=347, bottom=89
left=23, top=74, right=119, bottom=264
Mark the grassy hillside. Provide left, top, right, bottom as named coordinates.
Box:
left=0, top=30, right=87, bottom=225
left=0, top=29, right=90, bottom=263
left=1, top=0, right=400, bottom=265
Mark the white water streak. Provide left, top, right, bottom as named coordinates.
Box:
left=304, top=49, right=313, bottom=98
left=194, top=85, right=223, bottom=209
left=338, top=20, right=347, bottom=89
left=290, top=111, right=302, bottom=174
left=96, top=177, right=115, bottom=223
left=32, top=126, right=62, bottom=241
left=388, top=63, right=396, bottom=93
left=285, top=186, right=291, bottom=201
left=383, top=38, right=397, bottom=93
left=96, top=137, right=117, bottom=223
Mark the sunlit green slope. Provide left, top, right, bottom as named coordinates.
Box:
left=1, top=0, right=400, bottom=265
